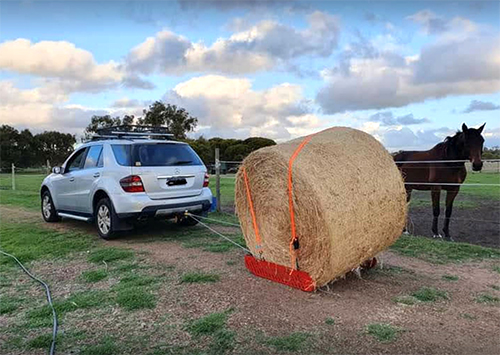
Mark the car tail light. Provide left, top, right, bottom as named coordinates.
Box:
left=203, top=173, right=210, bottom=187
left=120, top=175, right=145, bottom=193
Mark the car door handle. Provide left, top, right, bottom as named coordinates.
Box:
left=93, top=172, right=100, bottom=178
left=69, top=177, right=75, bottom=182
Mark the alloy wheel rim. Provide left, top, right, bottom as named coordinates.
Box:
left=42, top=196, right=51, bottom=218
left=97, top=205, right=111, bottom=234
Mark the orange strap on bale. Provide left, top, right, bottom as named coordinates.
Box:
left=287, top=134, right=314, bottom=270
left=242, top=166, right=263, bottom=255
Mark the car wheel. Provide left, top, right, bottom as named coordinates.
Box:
left=95, top=198, right=117, bottom=239
left=41, top=191, right=60, bottom=222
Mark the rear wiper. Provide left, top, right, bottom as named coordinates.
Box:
left=172, top=160, right=192, bottom=165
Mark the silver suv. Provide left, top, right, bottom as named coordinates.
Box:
left=40, top=126, right=212, bottom=239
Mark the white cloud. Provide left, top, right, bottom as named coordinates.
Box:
left=125, top=11, right=339, bottom=75
left=0, top=39, right=127, bottom=92
left=317, top=15, right=500, bottom=114
left=166, top=75, right=320, bottom=140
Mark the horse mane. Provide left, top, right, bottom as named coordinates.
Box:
left=434, top=131, right=464, bottom=159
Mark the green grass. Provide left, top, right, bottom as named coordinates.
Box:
left=393, top=295, right=419, bottom=305
left=80, top=337, right=118, bottom=355
left=365, top=323, right=400, bottom=343
left=0, top=174, right=45, bottom=210
left=81, top=269, right=108, bottom=283
left=0, top=222, right=93, bottom=264
left=325, top=317, right=336, bottom=325
left=460, top=173, right=500, bottom=199
left=26, top=290, right=109, bottom=329
left=209, top=329, right=236, bottom=354
left=488, top=284, right=500, bottom=291
left=188, top=311, right=229, bottom=336
left=116, top=287, right=156, bottom=311
left=181, top=272, right=220, bottom=283
left=26, top=333, right=57, bottom=349
left=266, top=332, right=310, bottom=352
left=493, top=265, right=500, bottom=274
left=0, top=296, right=20, bottom=315
left=391, top=235, right=500, bottom=264
left=87, top=248, right=134, bottom=264
left=475, top=293, right=500, bottom=304
left=411, top=287, right=449, bottom=302
left=209, top=176, right=236, bottom=205
left=442, top=274, right=459, bottom=282
left=116, top=273, right=160, bottom=288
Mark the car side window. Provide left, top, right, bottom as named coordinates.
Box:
left=84, top=145, right=103, bottom=169
left=66, top=148, right=87, bottom=173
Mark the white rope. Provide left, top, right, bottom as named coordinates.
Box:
left=187, top=213, right=241, bottom=227
left=186, top=213, right=251, bottom=254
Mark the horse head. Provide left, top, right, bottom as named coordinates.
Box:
left=461, top=123, right=485, bottom=171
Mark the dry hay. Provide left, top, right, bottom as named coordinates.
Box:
left=235, top=127, right=407, bottom=286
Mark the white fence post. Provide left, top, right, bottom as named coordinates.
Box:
left=11, top=163, right=15, bottom=191
left=215, top=148, right=221, bottom=212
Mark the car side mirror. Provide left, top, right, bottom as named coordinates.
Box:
left=52, top=167, right=62, bottom=174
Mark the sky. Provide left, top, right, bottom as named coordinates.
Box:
left=0, top=0, right=499, bottom=151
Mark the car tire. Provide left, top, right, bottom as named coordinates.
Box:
left=95, top=198, right=117, bottom=240
left=41, top=190, right=60, bottom=222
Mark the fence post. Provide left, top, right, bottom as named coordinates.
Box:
left=11, top=163, right=15, bottom=191
left=46, top=159, right=51, bottom=175
left=215, top=148, right=221, bottom=212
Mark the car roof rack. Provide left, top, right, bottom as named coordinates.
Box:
left=90, top=125, right=175, bottom=141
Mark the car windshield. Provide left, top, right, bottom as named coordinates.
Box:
left=112, top=143, right=202, bottom=167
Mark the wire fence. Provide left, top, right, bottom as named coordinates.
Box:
left=210, top=154, right=499, bottom=245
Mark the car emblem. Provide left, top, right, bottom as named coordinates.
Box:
left=174, top=168, right=180, bottom=175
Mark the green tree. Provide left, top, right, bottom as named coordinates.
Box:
left=0, top=125, right=75, bottom=169
left=138, top=101, right=198, bottom=139
left=34, top=131, right=76, bottom=166
left=243, top=137, right=276, bottom=151
left=84, top=115, right=122, bottom=139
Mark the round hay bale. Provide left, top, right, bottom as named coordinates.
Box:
left=235, top=127, right=407, bottom=287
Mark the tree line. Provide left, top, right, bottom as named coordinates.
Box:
left=0, top=125, right=76, bottom=170
left=1, top=101, right=276, bottom=169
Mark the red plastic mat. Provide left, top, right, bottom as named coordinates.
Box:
left=244, top=254, right=316, bottom=292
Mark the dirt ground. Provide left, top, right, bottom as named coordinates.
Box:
left=1, top=205, right=500, bottom=355
left=407, top=192, right=500, bottom=248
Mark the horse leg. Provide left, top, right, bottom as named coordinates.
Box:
left=403, top=188, right=412, bottom=235
left=443, top=188, right=459, bottom=242
left=431, top=188, right=442, bottom=238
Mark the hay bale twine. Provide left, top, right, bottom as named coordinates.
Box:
left=235, top=127, right=407, bottom=287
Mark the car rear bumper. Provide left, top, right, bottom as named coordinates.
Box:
left=117, top=200, right=211, bottom=219
left=112, top=187, right=212, bottom=219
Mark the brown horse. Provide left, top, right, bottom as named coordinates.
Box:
left=393, top=123, right=486, bottom=241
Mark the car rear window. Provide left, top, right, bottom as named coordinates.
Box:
left=111, top=143, right=203, bottom=167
